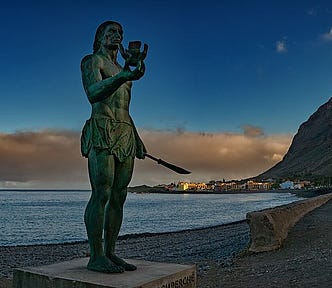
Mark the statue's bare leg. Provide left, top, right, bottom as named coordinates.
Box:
left=104, top=156, right=137, bottom=271
left=85, top=149, right=124, bottom=273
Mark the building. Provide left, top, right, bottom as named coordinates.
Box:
left=280, top=180, right=294, bottom=189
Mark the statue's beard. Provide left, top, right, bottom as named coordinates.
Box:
left=102, top=42, right=119, bottom=51
left=109, top=43, right=120, bottom=50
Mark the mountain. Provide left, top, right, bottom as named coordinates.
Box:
left=258, top=98, right=332, bottom=180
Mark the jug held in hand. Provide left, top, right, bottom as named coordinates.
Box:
left=119, top=41, right=148, bottom=69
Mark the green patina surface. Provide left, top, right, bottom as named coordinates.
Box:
left=80, top=20, right=148, bottom=273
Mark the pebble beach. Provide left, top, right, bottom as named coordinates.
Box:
left=0, top=220, right=250, bottom=284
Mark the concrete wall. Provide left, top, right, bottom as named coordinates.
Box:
left=246, top=193, right=332, bottom=253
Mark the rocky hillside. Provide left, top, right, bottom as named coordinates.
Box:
left=258, top=98, right=332, bottom=180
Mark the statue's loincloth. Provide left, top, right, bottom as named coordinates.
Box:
left=81, top=116, right=136, bottom=162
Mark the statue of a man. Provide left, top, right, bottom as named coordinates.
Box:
left=80, top=21, right=147, bottom=273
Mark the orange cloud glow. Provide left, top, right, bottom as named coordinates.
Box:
left=133, top=128, right=292, bottom=186
left=0, top=130, right=87, bottom=189
left=0, top=128, right=292, bottom=189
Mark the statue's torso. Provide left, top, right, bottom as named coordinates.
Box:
left=91, top=54, right=132, bottom=123
left=81, top=53, right=137, bottom=159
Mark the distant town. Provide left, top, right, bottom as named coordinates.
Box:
left=139, top=177, right=332, bottom=193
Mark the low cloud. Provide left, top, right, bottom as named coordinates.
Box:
left=276, top=39, right=287, bottom=53
left=0, top=129, right=293, bottom=189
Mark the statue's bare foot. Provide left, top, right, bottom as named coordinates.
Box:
left=87, top=256, right=124, bottom=273
left=109, top=254, right=137, bottom=271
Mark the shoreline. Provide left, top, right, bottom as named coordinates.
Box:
left=0, top=190, right=318, bottom=249
left=1, top=187, right=330, bottom=196
left=128, top=186, right=332, bottom=197
left=1, top=190, right=307, bottom=248
left=0, top=219, right=248, bottom=249
left=0, top=187, right=324, bottom=249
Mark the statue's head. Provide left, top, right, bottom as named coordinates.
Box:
left=93, top=21, right=123, bottom=54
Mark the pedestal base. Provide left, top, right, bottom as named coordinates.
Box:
left=13, top=258, right=196, bottom=288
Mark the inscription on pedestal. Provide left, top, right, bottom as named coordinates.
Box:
left=157, top=270, right=196, bottom=288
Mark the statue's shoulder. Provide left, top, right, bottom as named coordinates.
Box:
left=81, top=54, right=103, bottom=70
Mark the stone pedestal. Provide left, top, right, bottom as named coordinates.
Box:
left=13, top=258, right=196, bottom=288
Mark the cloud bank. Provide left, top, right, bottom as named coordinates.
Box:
left=0, top=130, right=87, bottom=189
left=0, top=128, right=292, bottom=189
left=135, top=127, right=292, bottom=186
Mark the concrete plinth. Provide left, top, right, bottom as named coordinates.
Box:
left=13, top=258, right=196, bottom=288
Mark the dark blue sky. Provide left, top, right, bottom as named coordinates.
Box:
left=1, top=0, right=332, bottom=134
left=2, top=1, right=332, bottom=188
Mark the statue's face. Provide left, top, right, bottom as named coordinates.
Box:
left=102, top=23, right=123, bottom=49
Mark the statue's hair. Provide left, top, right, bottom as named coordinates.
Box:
left=93, top=21, right=123, bottom=54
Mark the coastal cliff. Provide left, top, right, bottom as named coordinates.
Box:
left=259, top=98, right=332, bottom=180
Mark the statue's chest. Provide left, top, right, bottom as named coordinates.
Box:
left=101, top=61, right=121, bottom=79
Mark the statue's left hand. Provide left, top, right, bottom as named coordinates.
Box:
left=121, top=60, right=145, bottom=81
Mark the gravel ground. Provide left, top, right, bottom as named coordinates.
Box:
left=1, top=199, right=331, bottom=288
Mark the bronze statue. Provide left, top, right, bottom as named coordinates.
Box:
left=80, top=21, right=147, bottom=273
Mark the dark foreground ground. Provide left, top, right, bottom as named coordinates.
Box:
left=0, top=199, right=331, bottom=288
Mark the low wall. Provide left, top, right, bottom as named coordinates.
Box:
left=246, top=193, right=332, bottom=252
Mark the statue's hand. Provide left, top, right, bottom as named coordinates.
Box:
left=136, top=142, right=147, bottom=159
left=121, top=60, right=145, bottom=81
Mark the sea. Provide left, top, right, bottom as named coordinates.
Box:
left=0, top=190, right=303, bottom=246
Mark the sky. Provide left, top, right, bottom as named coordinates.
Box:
left=0, top=0, right=332, bottom=189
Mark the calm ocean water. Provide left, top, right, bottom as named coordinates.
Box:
left=0, top=190, right=302, bottom=246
